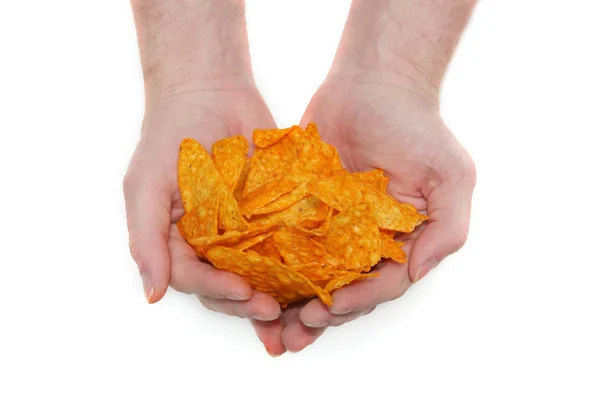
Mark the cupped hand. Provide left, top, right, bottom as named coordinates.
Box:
left=123, top=79, right=287, bottom=354
left=278, top=79, right=476, bottom=352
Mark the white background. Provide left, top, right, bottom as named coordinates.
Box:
left=1, top=1, right=599, bottom=399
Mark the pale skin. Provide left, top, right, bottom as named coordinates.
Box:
left=124, top=0, right=477, bottom=355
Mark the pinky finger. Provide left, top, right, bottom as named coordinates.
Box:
left=251, top=319, right=286, bottom=357
left=281, top=315, right=327, bottom=353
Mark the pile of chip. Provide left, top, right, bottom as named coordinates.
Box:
left=177, top=123, right=428, bottom=308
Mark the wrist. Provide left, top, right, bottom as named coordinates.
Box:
left=328, top=0, right=440, bottom=103
left=328, top=51, right=440, bottom=106
left=131, top=0, right=254, bottom=104
left=328, top=0, right=476, bottom=104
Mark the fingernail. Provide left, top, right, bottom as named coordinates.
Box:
left=329, top=308, right=356, bottom=315
left=141, top=271, right=154, bottom=303
left=415, top=259, right=439, bottom=282
left=225, top=293, right=251, bottom=301
left=251, top=314, right=279, bottom=322
left=265, top=347, right=282, bottom=358
left=303, top=321, right=328, bottom=328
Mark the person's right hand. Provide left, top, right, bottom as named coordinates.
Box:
left=123, top=78, right=287, bottom=354
left=125, top=0, right=292, bottom=356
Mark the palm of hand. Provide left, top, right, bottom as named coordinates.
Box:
left=124, top=86, right=282, bottom=320
left=269, top=82, right=476, bottom=353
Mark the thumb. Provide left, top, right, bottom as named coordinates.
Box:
left=123, top=171, right=172, bottom=303
left=409, top=169, right=476, bottom=282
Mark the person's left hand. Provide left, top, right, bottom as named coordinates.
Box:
left=264, top=78, right=476, bottom=353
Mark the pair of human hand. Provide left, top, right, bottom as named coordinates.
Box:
left=123, top=68, right=476, bottom=355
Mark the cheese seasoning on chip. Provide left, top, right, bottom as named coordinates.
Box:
left=206, top=246, right=332, bottom=307
left=175, top=124, right=427, bottom=308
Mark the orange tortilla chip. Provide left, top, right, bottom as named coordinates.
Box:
left=296, top=202, right=330, bottom=229
left=178, top=138, right=222, bottom=213
left=381, top=229, right=396, bottom=238
left=253, top=182, right=310, bottom=215
left=308, top=174, right=427, bottom=232
left=178, top=138, right=247, bottom=231
left=176, top=200, right=219, bottom=257
left=249, top=237, right=282, bottom=262
left=211, top=135, right=249, bottom=190
left=234, top=158, right=251, bottom=202
left=189, top=223, right=275, bottom=250
left=282, top=224, right=318, bottom=238
left=253, top=126, right=296, bottom=148
left=239, top=175, right=305, bottom=217
left=248, top=196, right=324, bottom=228
left=176, top=199, right=219, bottom=240
left=206, top=246, right=332, bottom=307
left=329, top=144, right=344, bottom=172
left=323, top=272, right=379, bottom=293
left=323, top=202, right=381, bottom=271
left=289, top=123, right=341, bottom=177
left=292, top=263, right=346, bottom=287
left=380, top=235, right=407, bottom=263
left=303, top=122, right=321, bottom=140
left=244, top=124, right=341, bottom=198
left=231, top=232, right=274, bottom=251
left=273, top=230, right=340, bottom=267
left=364, top=191, right=427, bottom=233
left=290, top=206, right=333, bottom=236
left=243, top=134, right=298, bottom=197
left=217, top=183, right=248, bottom=231
left=352, top=169, right=389, bottom=193
left=293, top=263, right=375, bottom=289
left=309, top=124, right=344, bottom=173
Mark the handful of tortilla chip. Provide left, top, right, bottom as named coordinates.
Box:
left=176, top=123, right=427, bottom=308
